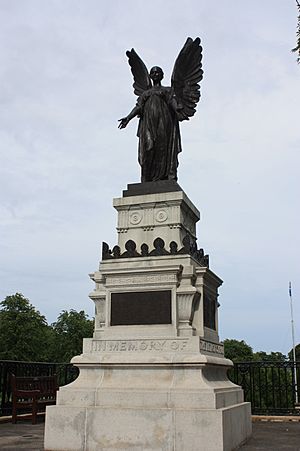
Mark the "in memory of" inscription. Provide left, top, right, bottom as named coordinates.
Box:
left=91, top=339, right=188, bottom=353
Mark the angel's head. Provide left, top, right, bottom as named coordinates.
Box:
left=149, top=66, right=164, bottom=83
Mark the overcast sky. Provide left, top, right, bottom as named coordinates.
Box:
left=0, top=0, right=299, bottom=355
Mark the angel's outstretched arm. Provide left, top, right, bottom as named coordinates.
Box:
left=118, top=105, right=141, bottom=129
left=119, top=48, right=150, bottom=129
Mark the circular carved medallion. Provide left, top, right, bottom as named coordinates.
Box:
left=156, top=209, right=168, bottom=223
left=130, top=211, right=142, bottom=225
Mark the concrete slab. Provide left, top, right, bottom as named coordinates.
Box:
left=0, top=419, right=300, bottom=450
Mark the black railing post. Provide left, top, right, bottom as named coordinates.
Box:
left=228, top=360, right=300, bottom=416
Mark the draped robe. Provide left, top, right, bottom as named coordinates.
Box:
left=136, top=87, right=182, bottom=182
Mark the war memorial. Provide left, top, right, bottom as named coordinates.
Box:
left=44, top=37, right=252, bottom=450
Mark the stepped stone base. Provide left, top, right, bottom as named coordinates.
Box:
left=44, top=351, right=251, bottom=451
left=45, top=404, right=251, bottom=451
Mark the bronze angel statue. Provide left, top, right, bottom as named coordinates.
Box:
left=118, top=37, right=203, bottom=183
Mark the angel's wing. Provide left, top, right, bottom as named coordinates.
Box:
left=171, top=37, right=203, bottom=121
left=126, top=49, right=152, bottom=97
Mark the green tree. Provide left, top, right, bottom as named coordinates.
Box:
left=49, top=310, right=94, bottom=362
left=0, top=293, right=51, bottom=361
left=223, top=339, right=253, bottom=362
left=288, top=343, right=300, bottom=361
left=253, top=351, right=287, bottom=362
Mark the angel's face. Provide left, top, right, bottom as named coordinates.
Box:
left=150, top=66, right=164, bottom=82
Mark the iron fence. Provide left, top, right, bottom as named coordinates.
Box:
left=229, top=361, right=300, bottom=416
left=1, top=359, right=299, bottom=417
left=0, top=360, right=79, bottom=416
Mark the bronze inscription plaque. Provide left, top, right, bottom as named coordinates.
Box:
left=111, top=290, right=172, bottom=325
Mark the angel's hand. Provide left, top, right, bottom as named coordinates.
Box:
left=118, top=117, right=129, bottom=129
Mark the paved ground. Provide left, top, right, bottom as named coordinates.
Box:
left=0, top=420, right=300, bottom=450
left=240, top=421, right=300, bottom=450
left=0, top=421, right=44, bottom=450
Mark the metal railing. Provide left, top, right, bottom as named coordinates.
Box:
left=0, top=360, right=79, bottom=417
left=1, top=359, right=299, bottom=417
left=230, top=361, right=300, bottom=415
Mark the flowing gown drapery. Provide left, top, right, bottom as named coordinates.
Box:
left=136, top=87, right=182, bottom=182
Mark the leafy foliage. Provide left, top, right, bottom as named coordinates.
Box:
left=224, top=339, right=288, bottom=363
left=223, top=339, right=254, bottom=362
left=253, top=351, right=287, bottom=362
left=0, top=293, right=94, bottom=363
left=49, top=310, right=94, bottom=362
left=292, top=0, right=300, bottom=63
left=0, top=293, right=50, bottom=361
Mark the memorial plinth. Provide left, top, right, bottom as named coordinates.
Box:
left=44, top=182, right=251, bottom=451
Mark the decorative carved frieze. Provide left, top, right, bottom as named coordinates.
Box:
left=105, top=273, right=177, bottom=286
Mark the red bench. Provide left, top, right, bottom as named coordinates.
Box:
left=11, top=374, right=58, bottom=424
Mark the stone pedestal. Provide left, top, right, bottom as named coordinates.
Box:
left=114, top=182, right=200, bottom=252
left=44, top=182, right=251, bottom=451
